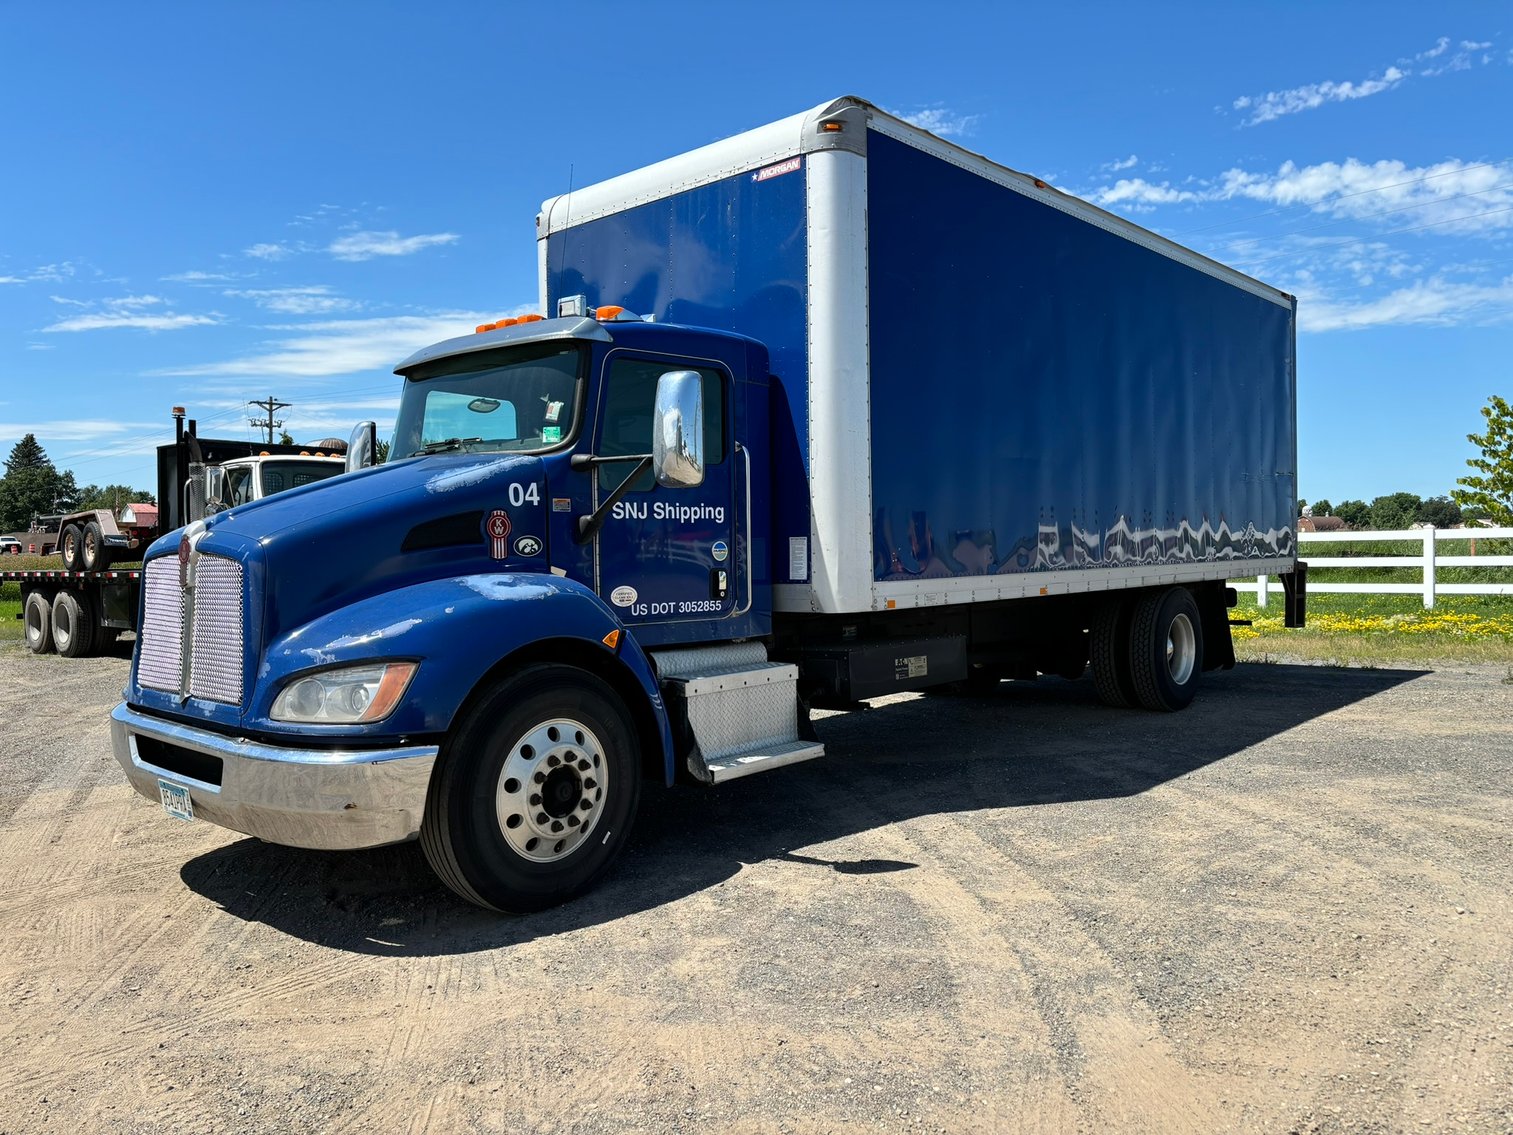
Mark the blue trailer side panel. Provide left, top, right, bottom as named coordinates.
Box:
left=866, top=130, right=1296, bottom=583
left=544, top=168, right=811, bottom=573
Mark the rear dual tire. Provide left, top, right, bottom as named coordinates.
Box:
left=24, top=592, right=53, bottom=654
left=1091, top=587, right=1204, bottom=712
left=51, top=591, right=96, bottom=658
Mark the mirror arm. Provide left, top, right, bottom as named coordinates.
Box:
left=574, top=455, right=653, bottom=544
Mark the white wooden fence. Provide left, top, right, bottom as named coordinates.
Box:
left=1237, top=526, right=1513, bottom=609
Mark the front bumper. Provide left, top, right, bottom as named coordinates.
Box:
left=110, top=703, right=438, bottom=850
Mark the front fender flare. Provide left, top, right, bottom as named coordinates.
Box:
left=252, top=574, right=672, bottom=778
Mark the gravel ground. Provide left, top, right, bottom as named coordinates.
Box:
left=0, top=642, right=1509, bottom=1133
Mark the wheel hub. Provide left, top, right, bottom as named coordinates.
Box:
left=495, top=718, right=607, bottom=863
left=1166, top=612, right=1196, bottom=685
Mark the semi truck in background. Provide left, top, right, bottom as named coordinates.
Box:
left=110, top=97, right=1305, bottom=912
left=7, top=408, right=347, bottom=657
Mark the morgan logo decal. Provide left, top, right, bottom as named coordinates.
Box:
left=514, top=535, right=542, bottom=557
left=753, top=156, right=801, bottom=182
left=486, top=510, right=512, bottom=559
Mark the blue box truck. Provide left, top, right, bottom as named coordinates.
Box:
left=110, top=98, right=1303, bottom=911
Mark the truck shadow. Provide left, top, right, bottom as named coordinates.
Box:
left=179, top=662, right=1425, bottom=955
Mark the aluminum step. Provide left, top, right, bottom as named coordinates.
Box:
left=704, top=739, right=826, bottom=784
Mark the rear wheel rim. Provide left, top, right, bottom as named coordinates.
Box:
left=1166, top=612, right=1196, bottom=685
left=25, top=599, right=45, bottom=643
left=495, top=717, right=607, bottom=863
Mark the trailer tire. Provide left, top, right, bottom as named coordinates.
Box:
left=24, top=592, right=54, bottom=654
left=1090, top=598, right=1139, bottom=708
left=81, top=521, right=112, bottom=570
left=1129, top=587, right=1204, bottom=712
left=421, top=664, right=642, bottom=913
left=60, top=524, right=83, bottom=571
left=51, top=591, right=96, bottom=659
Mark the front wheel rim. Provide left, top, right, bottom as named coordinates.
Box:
left=495, top=717, right=608, bottom=863
left=1166, top=612, right=1196, bottom=685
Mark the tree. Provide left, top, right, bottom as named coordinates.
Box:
left=1334, top=499, right=1370, bottom=529
left=1452, top=394, right=1513, bottom=525
left=1369, top=492, right=1423, bottom=531
left=373, top=438, right=391, bottom=463
left=1311, top=498, right=1334, bottom=517
left=76, top=483, right=157, bottom=512
left=1416, top=495, right=1462, bottom=528
left=278, top=430, right=295, bottom=446
left=0, top=434, right=72, bottom=532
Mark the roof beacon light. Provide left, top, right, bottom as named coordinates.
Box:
left=594, top=305, right=643, bottom=322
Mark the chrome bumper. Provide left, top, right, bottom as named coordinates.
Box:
left=110, top=702, right=438, bottom=850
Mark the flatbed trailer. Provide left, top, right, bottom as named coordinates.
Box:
left=5, top=568, right=141, bottom=657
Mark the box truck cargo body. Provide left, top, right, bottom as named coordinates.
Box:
left=538, top=98, right=1297, bottom=620
left=110, top=98, right=1304, bottom=912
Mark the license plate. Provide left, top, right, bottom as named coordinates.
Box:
left=158, top=778, right=194, bottom=822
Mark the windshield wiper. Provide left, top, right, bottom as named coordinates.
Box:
left=411, top=436, right=482, bottom=456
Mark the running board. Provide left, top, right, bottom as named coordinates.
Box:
left=705, top=740, right=826, bottom=784
left=652, top=643, right=825, bottom=785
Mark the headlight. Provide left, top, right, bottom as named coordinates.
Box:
left=271, top=662, right=417, bottom=724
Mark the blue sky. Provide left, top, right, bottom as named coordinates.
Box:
left=2, top=1, right=1509, bottom=507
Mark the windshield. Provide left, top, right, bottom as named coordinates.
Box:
left=257, top=460, right=344, bottom=497
left=391, top=344, right=584, bottom=458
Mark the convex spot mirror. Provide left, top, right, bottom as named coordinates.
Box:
left=652, top=370, right=704, bottom=488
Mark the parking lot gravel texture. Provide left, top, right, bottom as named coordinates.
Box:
left=0, top=642, right=1508, bottom=1133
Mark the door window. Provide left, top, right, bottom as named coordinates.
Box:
left=597, top=358, right=726, bottom=493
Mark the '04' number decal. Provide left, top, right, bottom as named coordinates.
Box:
left=508, top=482, right=540, bottom=508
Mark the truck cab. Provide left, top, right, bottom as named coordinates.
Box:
left=111, top=308, right=807, bottom=912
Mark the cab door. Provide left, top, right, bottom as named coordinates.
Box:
left=590, top=352, right=738, bottom=633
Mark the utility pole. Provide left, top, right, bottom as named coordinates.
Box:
left=248, top=396, right=291, bottom=445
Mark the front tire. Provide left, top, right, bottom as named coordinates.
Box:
left=421, top=664, right=642, bottom=913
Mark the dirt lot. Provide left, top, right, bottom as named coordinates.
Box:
left=0, top=643, right=1508, bottom=1134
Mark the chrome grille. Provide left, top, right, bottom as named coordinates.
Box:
left=189, top=557, right=245, bottom=704
left=138, top=558, right=184, bottom=692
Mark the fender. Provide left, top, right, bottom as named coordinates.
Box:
left=250, top=573, right=674, bottom=779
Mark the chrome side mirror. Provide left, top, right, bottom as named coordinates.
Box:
left=203, top=466, right=226, bottom=515
left=652, top=371, right=705, bottom=488
left=347, top=420, right=378, bottom=471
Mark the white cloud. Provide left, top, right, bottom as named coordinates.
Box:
left=246, top=242, right=295, bottom=261
left=0, top=276, right=23, bottom=285
left=0, top=417, right=161, bottom=443
left=327, top=230, right=459, bottom=261
left=153, top=310, right=509, bottom=378
left=1298, top=275, right=1513, bottom=332
left=1084, top=155, right=1513, bottom=234
left=105, top=294, right=165, bottom=309
left=224, top=285, right=359, bottom=315
left=1090, top=178, right=1202, bottom=208
left=1102, top=155, right=1139, bottom=173
left=162, top=270, right=238, bottom=283
left=49, top=294, right=90, bottom=307
left=1234, top=65, right=1407, bottom=126
left=885, top=105, right=981, bottom=138
left=1216, top=157, right=1513, bottom=233
left=43, top=312, right=220, bottom=333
